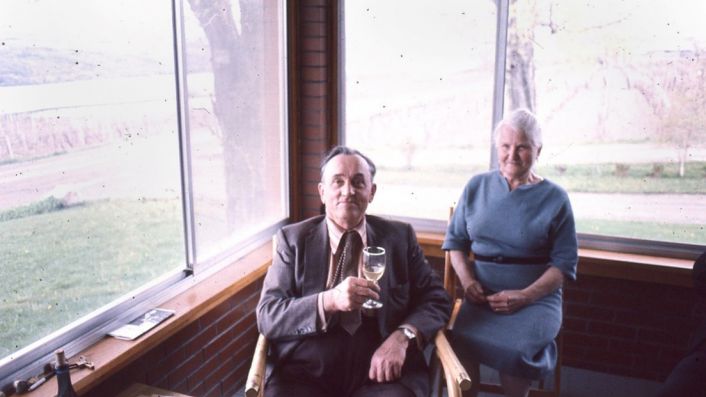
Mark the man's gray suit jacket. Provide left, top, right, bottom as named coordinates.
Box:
left=256, top=214, right=451, bottom=396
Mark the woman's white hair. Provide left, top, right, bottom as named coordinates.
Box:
left=493, top=108, right=543, bottom=149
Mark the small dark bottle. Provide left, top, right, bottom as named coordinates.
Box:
left=55, top=349, right=78, bottom=397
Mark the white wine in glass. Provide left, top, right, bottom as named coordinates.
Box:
left=362, top=246, right=386, bottom=309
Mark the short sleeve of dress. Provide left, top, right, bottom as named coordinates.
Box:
left=442, top=181, right=473, bottom=254
left=548, top=190, right=578, bottom=280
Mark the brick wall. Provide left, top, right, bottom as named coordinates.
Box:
left=84, top=279, right=263, bottom=397
left=563, top=274, right=705, bottom=381
left=295, top=0, right=337, bottom=220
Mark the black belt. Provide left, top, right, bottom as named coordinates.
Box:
left=473, top=253, right=549, bottom=265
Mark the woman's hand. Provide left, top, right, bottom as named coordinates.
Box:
left=462, top=278, right=487, bottom=304
left=450, top=250, right=487, bottom=304
left=487, top=290, right=530, bottom=314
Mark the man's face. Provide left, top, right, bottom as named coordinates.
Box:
left=318, top=154, right=377, bottom=230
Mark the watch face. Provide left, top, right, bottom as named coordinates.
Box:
left=401, top=327, right=415, bottom=340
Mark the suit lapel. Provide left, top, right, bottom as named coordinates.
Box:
left=303, top=218, right=330, bottom=294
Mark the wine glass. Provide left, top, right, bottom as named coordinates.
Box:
left=362, top=246, right=386, bottom=309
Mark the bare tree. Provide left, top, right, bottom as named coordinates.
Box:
left=186, top=0, right=266, bottom=227
left=629, top=49, right=706, bottom=176
left=506, top=0, right=537, bottom=112
left=656, top=51, right=706, bottom=176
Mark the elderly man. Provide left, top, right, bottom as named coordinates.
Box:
left=257, top=146, right=450, bottom=397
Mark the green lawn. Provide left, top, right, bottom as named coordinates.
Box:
left=0, top=199, right=184, bottom=359
left=537, top=162, right=706, bottom=194
left=378, top=161, right=706, bottom=194
left=577, top=219, right=706, bottom=242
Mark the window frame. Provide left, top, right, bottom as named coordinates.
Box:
left=337, top=0, right=705, bottom=260
left=0, top=0, right=291, bottom=386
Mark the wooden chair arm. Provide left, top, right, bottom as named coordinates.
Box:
left=245, top=333, right=268, bottom=397
left=447, top=298, right=462, bottom=331
left=434, top=329, right=472, bottom=396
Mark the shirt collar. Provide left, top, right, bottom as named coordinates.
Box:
left=325, top=217, right=367, bottom=254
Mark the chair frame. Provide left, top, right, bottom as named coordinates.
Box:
left=245, top=235, right=472, bottom=397
left=442, top=206, right=562, bottom=397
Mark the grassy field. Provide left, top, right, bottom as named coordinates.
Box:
left=378, top=161, right=706, bottom=194
left=577, top=219, right=705, bottom=242
left=537, top=162, right=706, bottom=194
left=0, top=199, right=183, bottom=359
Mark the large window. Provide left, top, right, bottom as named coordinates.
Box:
left=505, top=0, right=705, bottom=246
left=183, top=1, right=289, bottom=263
left=0, top=0, right=288, bottom=383
left=342, top=0, right=705, bottom=249
left=342, top=0, right=497, bottom=221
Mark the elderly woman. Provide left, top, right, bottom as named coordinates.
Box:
left=442, top=108, right=578, bottom=397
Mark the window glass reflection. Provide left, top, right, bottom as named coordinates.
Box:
left=343, top=0, right=497, bottom=220
left=506, top=0, right=706, bottom=244
left=0, top=0, right=183, bottom=359
left=182, top=0, right=288, bottom=262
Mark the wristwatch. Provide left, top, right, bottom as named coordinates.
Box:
left=398, top=325, right=416, bottom=341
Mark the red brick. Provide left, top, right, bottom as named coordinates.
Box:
left=184, top=325, right=218, bottom=357
left=302, top=81, right=327, bottom=97
left=303, top=125, right=326, bottom=138
left=562, top=317, right=587, bottom=332
left=302, top=37, right=326, bottom=52
left=638, top=328, right=691, bottom=347
left=587, top=321, right=637, bottom=340
left=303, top=66, right=327, bottom=82
left=303, top=0, right=327, bottom=6
left=302, top=22, right=326, bottom=37
left=302, top=6, right=326, bottom=22
left=204, top=357, right=235, bottom=390
left=203, top=382, right=223, bottom=397
left=198, top=300, right=232, bottom=330
left=221, top=365, right=245, bottom=395
left=564, top=287, right=592, bottom=303
left=188, top=379, right=207, bottom=396
left=166, top=352, right=204, bottom=388
left=566, top=303, right=614, bottom=322
left=302, top=135, right=326, bottom=149
left=170, top=380, right=190, bottom=396
left=302, top=51, right=326, bottom=66
left=163, top=321, right=201, bottom=353
left=303, top=110, right=325, bottom=126
left=189, top=354, right=220, bottom=388
left=304, top=170, right=322, bottom=184
left=581, top=347, right=634, bottom=368
left=563, top=331, right=610, bottom=350
left=590, top=290, right=642, bottom=309
left=203, top=331, right=231, bottom=360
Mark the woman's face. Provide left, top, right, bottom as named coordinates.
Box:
left=496, top=124, right=541, bottom=181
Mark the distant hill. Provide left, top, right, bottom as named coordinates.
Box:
left=0, top=45, right=170, bottom=87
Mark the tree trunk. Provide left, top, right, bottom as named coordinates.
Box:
left=506, top=0, right=536, bottom=112
left=186, top=0, right=266, bottom=228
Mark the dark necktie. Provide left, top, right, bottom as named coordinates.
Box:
left=332, top=231, right=363, bottom=335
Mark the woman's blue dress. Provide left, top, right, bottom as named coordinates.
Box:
left=442, top=170, right=578, bottom=379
